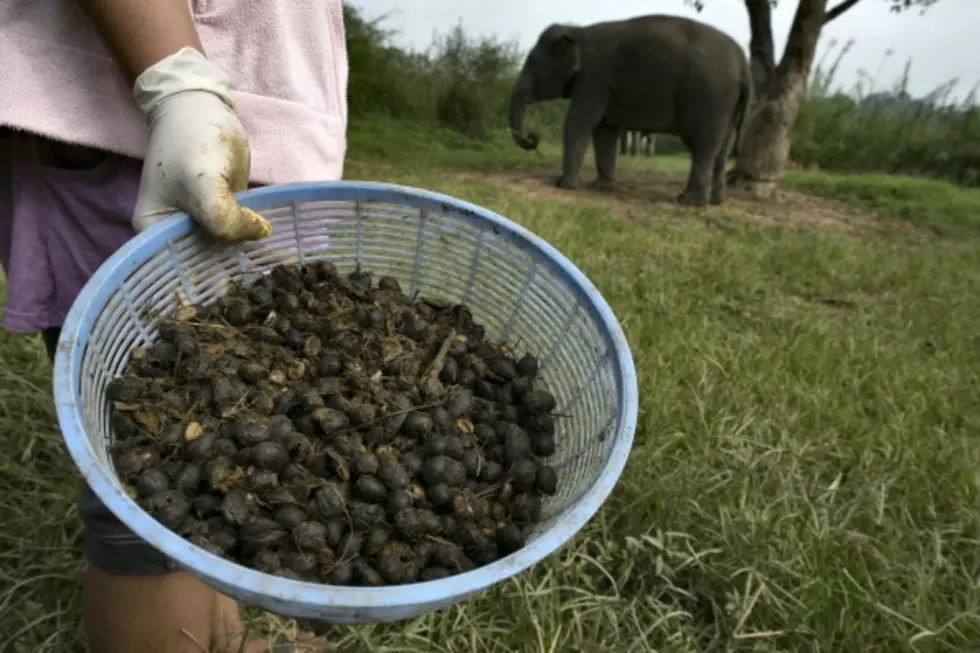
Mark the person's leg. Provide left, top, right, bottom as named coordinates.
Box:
left=83, top=567, right=309, bottom=653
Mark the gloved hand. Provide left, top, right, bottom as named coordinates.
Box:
left=131, top=47, right=271, bottom=242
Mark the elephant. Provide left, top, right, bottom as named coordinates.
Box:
left=619, top=130, right=656, bottom=157
left=508, top=15, right=751, bottom=206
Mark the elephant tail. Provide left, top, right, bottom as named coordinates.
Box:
left=730, top=72, right=751, bottom=159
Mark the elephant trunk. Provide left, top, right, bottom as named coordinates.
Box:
left=508, top=71, right=539, bottom=150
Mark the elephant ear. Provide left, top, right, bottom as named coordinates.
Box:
left=548, top=26, right=581, bottom=73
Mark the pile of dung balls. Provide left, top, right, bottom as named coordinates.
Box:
left=107, top=261, right=561, bottom=586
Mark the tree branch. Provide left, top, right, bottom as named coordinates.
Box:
left=774, top=0, right=828, bottom=80
left=743, top=0, right=776, bottom=98
left=825, top=0, right=863, bottom=23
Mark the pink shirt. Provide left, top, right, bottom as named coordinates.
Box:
left=0, top=1, right=349, bottom=334
left=0, top=0, right=349, bottom=185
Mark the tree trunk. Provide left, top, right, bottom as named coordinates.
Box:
left=730, top=0, right=829, bottom=198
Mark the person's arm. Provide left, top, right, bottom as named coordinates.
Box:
left=74, top=0, right=271, bottom=242
left=75, top=0, right=204, bottom=84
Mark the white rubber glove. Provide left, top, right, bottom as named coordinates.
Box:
left=131, top=47, right=271, bottom=242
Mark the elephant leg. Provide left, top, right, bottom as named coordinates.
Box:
left=593, top=124, right=619, bottom=191
left=630, top=131, right=638, bottom=157
left=710, top=142, right=731, bottom=205
left=558, top=93, right=606, bottom=190
left=558, top=131, right=590, bottom=190
left=678, top=148, right=715, bottom=206
left=619, top=131, right=627, bottom=156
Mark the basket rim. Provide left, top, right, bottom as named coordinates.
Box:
left=53, top=180, right=638, bottom=613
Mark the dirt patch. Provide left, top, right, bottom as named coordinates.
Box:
left=457, top=170, right=914, bottom=238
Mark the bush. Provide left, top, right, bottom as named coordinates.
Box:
left=430, top=24, right=521, bottom=139
left=793, top=40, right=980, bottom=186
left=342, top=4, right=430, bottom=122
left=342, top=4, right=525, bottom=140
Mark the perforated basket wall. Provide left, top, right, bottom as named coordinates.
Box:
left=55, top=181, right=637, bottom=624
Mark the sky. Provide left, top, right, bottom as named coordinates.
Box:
left=349, top=0, right=979, bottom=103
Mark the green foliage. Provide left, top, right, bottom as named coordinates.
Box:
left=430, top=24, right=521, bottom=139
left=342, top=4, right=524, bottom=139
left=342, top=4, right=430, bottom=121
left=792, top=41, right=980, bottom=187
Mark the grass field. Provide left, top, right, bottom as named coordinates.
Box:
left=2, top=118, right=980, bottom=652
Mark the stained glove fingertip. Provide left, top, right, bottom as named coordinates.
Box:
left=240, top=206, right=272, bottom=241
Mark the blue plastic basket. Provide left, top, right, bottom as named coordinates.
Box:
left=53, top=181, right=638, bottom=624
